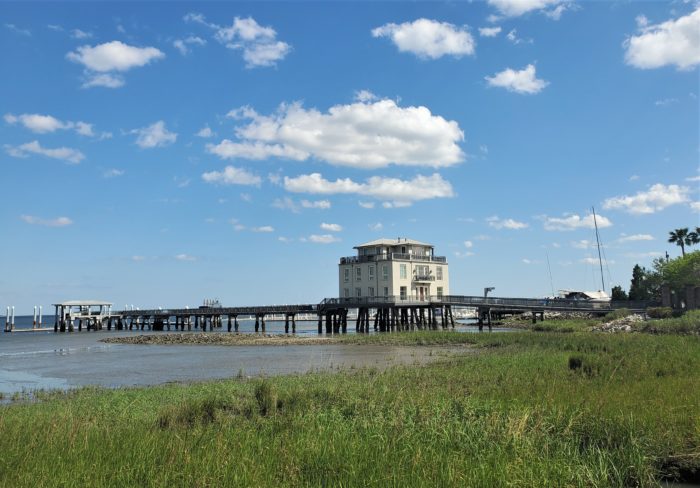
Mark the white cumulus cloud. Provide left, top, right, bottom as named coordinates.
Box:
left=66, top=41, right=165, bottom=88
left=284, top=172, right=453, bottom=207
left=371, top=18, right=475, bottom=59
left=186, top=14, right=291, bottom=67
left=624, top=8, right=700, bottom=70
left=173, top=36, right=206, bottom=55
left=196, top=125, right=214, bottom=138
left=309, top=234, right=340, bottom=244
left=201, top=166, right=261, bottom=186
left=208, top=98, right=464, bottom=169
left=485, top=64, right=549, bottom=94
left=301, top=199, right=331, bottom=209
left=20, top=215, right=73, bottom=227
left=543, top=213, right=613, bottom=231
left=131, top=120, right=177, bottom=148
left=488, top=0, right=566, bottom=18
left=603, top=183, right=690, bottom=214
left=5, top=140, right=85, bottom=164
left=252, top=225, right=274, bottom=233
left=320, top=223, right=342, bottom=232
left=4, top=113, right=104, bottom=137
left=617, top=234, right=654, bottom=243
left=486, top=216, right=529, bottom=229
left=479, top=26, right=502, bottom=37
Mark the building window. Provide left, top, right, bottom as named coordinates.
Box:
left=437, top=287, right=444, bottom=299
left=401, top=246, right=406, bottom=254
left=400, top=286, right=407, bottom=299
left=344, top=268, right=350, bottom=282
left=400, top=264, right=407, bottom=279
left=382, top=265, right=388, bottom=280
left=383, top=287, right=389, bottom=297
left=356, top=267, right=361, bottom=281
left=369, top=266, right=374, bottom=280
left=368, top=287, right=374, bottom=297
left=355, top=287, right=362, bottom=298
left=436, top=266, right=443, bottom=280
left=344, top=288, right=349, bottom=298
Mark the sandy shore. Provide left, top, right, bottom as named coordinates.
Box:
left=101, top=333, right=338, bottom=346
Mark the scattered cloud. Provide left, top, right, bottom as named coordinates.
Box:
left=210, top=99, right=464, bottom=169
left=506, top=29, right=532, bottom=44
left=571, top=239, right=594, bottom=249
left=272, top=197, right=300, bottom=213
left=252, top=225, right=274, bottom=233
left=464, top=240, right=473, bottom=248
left=175, top=253, right=197, bottom=261
left=320, top=223, right=342, bottom=232
left=359, top=201, right=375, bottom=209
left=309, top=234, right=340, bottom=244
left=690, top=201, right=700, bottom=213
left=655, top=98, right=679, bottom=107
left=623, top=252, right=663, bottom=259
left=278, top=236, right=292, bottom=243
left=581, top=257, right=614, bottom=265
left=685, top=175, right=700, bottom=182
left=486, top=216, right=529, bottom=230
left=284, top=172, right=454, bottom=207
left=196, top=125, right=214, bottom=138
left=5, top=140, right=85, bottom=164
left=240, top=193, right=252, bottom=202
left=487, top=0, right=569, bottom=18
left=454, top=251, right=475, bottom=258
left=130, top=120, right=177, bottom=148
left=71, top=29, right=92, bottom=39
left=66, top=41, right=165, bottom=88
left=5, top=23, right=31, bottom=36
left=202, top=166, right=262, bottom=186
left=485, top=64, right=549, bottom=94
left=629, top=174, right=640, bottom=181
left=603, top=183, right=690, bottom=214
left=173, top=36, right=206, bottom=55
left=301, top=199, right=331, bottom=209
left=371, top=18, right=476, bottom=59
left=624, top=7, right=700, bottom=70
left=479, top=26, right=502, bottom=37
left=185, top=13, right=291, bottom=67
left=369, top=222, right=383, bottom=231
left=543, top=213, right=613, bottom=231
left=131, top=255, right=146, bottom=262
left=20, top=215, right=73, bottom=227
left=103, top=168, right=124, bottom=178
left=4, top=113, right=106, bottom=138
left=617, top=234, right=654, bottom=243
left=354, top=90, right=377, bottom=103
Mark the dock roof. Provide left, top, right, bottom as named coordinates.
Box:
left=52, top=300, right=113, bottom=307
left=354, top=238, right=433, bottom=248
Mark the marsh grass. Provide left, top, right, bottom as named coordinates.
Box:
left=0, top=330, right=699, bottom=487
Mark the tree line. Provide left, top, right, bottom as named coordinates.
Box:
left=611, top=226, right=700, bottom=301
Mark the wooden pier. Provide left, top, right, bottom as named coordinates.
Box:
left=43, top=295, right=656, bottom=334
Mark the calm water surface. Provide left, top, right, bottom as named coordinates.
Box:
left=0, top=318, right=507, bottom=394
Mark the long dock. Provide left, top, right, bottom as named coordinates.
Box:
left=44, top=295, right=656, bottom=334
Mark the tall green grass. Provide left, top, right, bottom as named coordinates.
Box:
left=1, top=331, right=698, bottom=487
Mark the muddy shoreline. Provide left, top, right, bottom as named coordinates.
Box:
left=101, top=333, right=341, bottom=346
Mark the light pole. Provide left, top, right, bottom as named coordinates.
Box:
left=484, top=287, right=495, bottom=298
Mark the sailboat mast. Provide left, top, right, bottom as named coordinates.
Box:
left=592, top=206, right=605, bottom=292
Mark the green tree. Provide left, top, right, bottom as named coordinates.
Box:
left=661, top=250, right=700, bottom=292
left=668, top=228, right=692, bottom=256
left=629, top=264, right=650, bottom=301
left=689, top=228, right=700, bottom=248
left=611, top=285, right=628, bottom=301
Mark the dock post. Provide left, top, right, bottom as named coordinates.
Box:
left=33, top=306, right=37, bottom=329
left=261, top=314, right=266, bottom=333
left=227, top=315, right=232, bottom=332
left=285, top=314, right=289, bottom=334
left=292, top=314, right=296, bottom=333
left=317, top=313, right=322, bottom=334
left=341, top=309, right=347, bottom=333
left=54, top=306, right=58, bottom=332
left=255, top=315, right=260, bottom=333
left=325, top=312, right=331, bottom=334
left=234, top=315, right=239, bottom=332
left=531, top=312, right=537, bottom=324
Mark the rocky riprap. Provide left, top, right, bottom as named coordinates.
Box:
left=592, top=314, right=645, bottom=333
left=101, top=333, right=334, bottom=346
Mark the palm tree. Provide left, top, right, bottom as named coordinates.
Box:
left=691, top=227, right=700, bottom=247
left=668, top=228, right=690, bottom=256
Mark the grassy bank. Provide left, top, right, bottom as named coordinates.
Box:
left=1, top=329, right=699, bottom=487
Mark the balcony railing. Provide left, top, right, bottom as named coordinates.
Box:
left=413, top=274, right=435, bottom=282
left=339, top=254, right=447, bottom=264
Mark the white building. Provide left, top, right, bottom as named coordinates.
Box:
left=338, top=238, right=450, bottom=301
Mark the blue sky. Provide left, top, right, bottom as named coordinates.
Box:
left=1, top=1, right=698, bottom=311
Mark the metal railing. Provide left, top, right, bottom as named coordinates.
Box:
left=339, top=254, right=447, bottom=264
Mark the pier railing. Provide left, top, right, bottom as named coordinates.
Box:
left=339, top=254, right=447, bottom=264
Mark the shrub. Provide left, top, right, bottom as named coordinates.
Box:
left=254, top=381, right=277, bottom=417
left=647, top=307, right=673, bottom=319
left=606, top=308, right=631, bottom=321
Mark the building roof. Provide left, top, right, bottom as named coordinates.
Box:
left=354, top=238, right=433, bottom=249
left=52, top=300, right=113, bottom=307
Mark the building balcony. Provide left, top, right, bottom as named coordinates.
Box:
left=413, top=275, right=435, bottom=282
left=339, top=254, right=447, bottom=264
